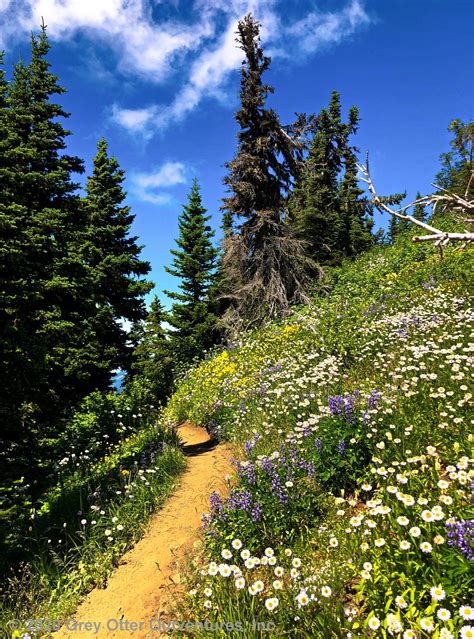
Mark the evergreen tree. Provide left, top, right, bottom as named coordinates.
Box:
left=208, top=211, right=233, bottom=332
left=0, top=25, right=113, bottom=478
left=338, top=106, right=374, bottom=257
left=222, top=13, right=310, bottom=328
left=291, top=91, right=372, bottom=265
left=292, top=104, right=341, bottom=264
left=413, top=192, right=426, bottom=222
left=82, top=137, right=152, bottom=387
left=0, top=51, right=6, bottom=107
left=436, top=119, right=473, bottom=198
left=165, top=179, right=218, bottom=361
left=388, top=214, right=399, bottom=244
left=21, top=25, right=88, bottom=414
left=383, top=192, right=407, bottom=244
left=0, top=25, right=90, bottom=479
left=0, top=59, right=38, bottom=457
left=130, top=296, right=174, bottom=403
left=389, top=192, right=424, bottom=241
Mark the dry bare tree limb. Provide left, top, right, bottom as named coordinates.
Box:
left=357, top=154, right=474, bottom=247
left=412, top=232, right=474, bottom=243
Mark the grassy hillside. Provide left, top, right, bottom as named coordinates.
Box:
left=164, top=232, right=473, bottom=638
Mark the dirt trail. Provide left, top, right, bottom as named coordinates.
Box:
left=54, top=423, right=233, bottom=639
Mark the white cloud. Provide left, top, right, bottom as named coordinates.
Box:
left=113, top=0, right=371, bottom=134
left=131, top=161, right=188, bottom=204
left=154, top=15, right=245, bottom=129
left=287, top=0, right=370, bottom=54
left=0, top=0, right=372, bottom=135
left=5, top=0, right=213, bottom=82
left=111, top=104, right=159, bottom=137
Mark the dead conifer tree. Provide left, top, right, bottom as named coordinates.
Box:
left=221, top=13, right=314, bottom=332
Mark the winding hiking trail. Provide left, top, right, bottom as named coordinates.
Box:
left=54, top=423, right=233, bottom=639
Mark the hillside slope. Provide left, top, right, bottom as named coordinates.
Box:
left=164, top=233, right=473, bottom=638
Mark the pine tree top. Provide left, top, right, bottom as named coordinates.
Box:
left=165, top=179, right=217, bottom=305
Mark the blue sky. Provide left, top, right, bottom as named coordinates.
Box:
left=0, top=0, right=472, bottom=308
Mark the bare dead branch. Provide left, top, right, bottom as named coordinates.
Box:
left=357, top=154, right=474, bottom=247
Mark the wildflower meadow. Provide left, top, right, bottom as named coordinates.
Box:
left=165, top=235, right=473, bottom=638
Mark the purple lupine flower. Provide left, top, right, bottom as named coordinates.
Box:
left=328, top=395, right=345, bottom=417
left=261, top=458, right=276, bottom=475
left=305, top=461, right=316, bottom=478
left=367, top=390, right=381, bottom=410
left=236, top=461, right=256, bottom=485
left=338, top=440, right=346, bottom=455
left=328, top=392, right=359, bottom=424
left=244, top=433, right=261, bottom=455
left=244, top=440, right=253, bottom=454
left=302, top=423, right=312, bottom=437
left=270, top=475, right=289, bottom=504
left=251, top=503, right=263, bottom=522
left=445, top=518, right=474, bottom=560
left=314, top=437, right=323, bottom=453
left=209, top=491, right=223, bottom=517
left=203, top=491, right=225, bottom=528
left=227, top=488, right=253, bottom=513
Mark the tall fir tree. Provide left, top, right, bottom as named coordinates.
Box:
left=208, top=211, right=233, bottom=332
left=129, top=296, right=174, bottom=403
left=82, top=137, right=152, bottom=388
left=388, top=214, right=399, bottom=244
left=413, top=192, right=426, bottom=222
left=221, top=13, right=310, bottom=328
left=291, top=91, right=373, bottom=265
left=383, top=191, right=407, bottom=244
left=291, top=103, right=341, bottom=264
left=0, top=25, right=90, bottom=472
left=338, top=106, right=374, bottom=257
left=436, top=119, right=473, bottom=198
left=165, top=179, right=218, bottom=362
left=0, top=51, right=6, bottom=106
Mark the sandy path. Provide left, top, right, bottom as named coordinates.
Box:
left=54, top=423, right=233, bottom=639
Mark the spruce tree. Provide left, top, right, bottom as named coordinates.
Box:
left=291, top=105, right=341, bottom=264
left=165, top=179, right=218, bottom=362
left=0, top=59, right=38, bottom=462
left=0, top=25, right=87, bottom=476
left=222, top=13, right=310, bottom=328
left=292, top=92, right=377, bottom=264
left=208, top=211, right=234, bottom=334
left=292, top=91, right=373, bottom=265
left=436, top=119, right=473, bottom=198
left=24, top=24, right=88, bottom=415
left=0, top=51, right=6, bottom=106
left=388, top=215, right=399, bottom=244
left=82, top=137, right=152, bottom=386
left=413, top=192, right=426, bottom=222
left=383, top=192, right=407, bottom=244
left=130, top=296, right=174, bottom=402
left=339, top=106, right=374, bottom=256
